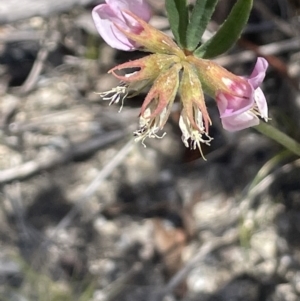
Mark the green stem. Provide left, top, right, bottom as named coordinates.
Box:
left=254, top=122, right=300, bottom=157
left=248, top=149, right=292, bottom=190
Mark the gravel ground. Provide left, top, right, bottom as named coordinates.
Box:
left=1, top=0, right=300, bottom=300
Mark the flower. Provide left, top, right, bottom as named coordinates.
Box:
left=178, top=62, right=213, bottom=154
left=93, top=5, right=268, bottom=156
left=134, top=62, right=182, bottom=144
left=187, top=56, right=268, bottom=132
left=92, top=0, right=151, bottom=51
left=216, top=57, right=268, bottom=131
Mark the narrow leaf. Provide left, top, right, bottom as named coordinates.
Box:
left=194, top=0, right=253, bottom=58
left=165, top=0, right=189, bottom=48
left=186, top=0, right=219, bottom=51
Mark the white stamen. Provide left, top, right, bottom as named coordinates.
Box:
left=134, top=104, right=169, bottom=147
left=97, top=84, right=128, bottom=112
left=179, top=107, right=213, bottom=159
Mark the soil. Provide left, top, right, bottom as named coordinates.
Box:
left=1, top=0, right=300, bottom=300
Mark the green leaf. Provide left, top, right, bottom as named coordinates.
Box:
left=194, top=0, right=253, bottom=58
left=186, top=0, right=219, bottom=51
left=165, top=0, right=189, bottom=48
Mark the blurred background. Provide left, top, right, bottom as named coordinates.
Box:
left=1, top=0, right=300, bottom=300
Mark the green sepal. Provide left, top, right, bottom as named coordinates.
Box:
left=165, top=0, right=189, bottom=48
left=194, top=0, right=253, bottom=58
left=186, top=0, right=219, bottom=51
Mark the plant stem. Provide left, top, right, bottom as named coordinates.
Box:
left=254, top=122, right=300, bottom=157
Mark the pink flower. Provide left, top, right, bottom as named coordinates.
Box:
left=95, top=5, right=269, bottom=154
left=217, top=57, right=268, bottom=131
left=92, top=0, right=152, bottom=51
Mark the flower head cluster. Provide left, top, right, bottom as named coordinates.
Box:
left=92, top=0, right=268, bottom=155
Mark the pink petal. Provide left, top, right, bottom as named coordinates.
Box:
left=217, top=57, right=268, bottom=132
left=92, top=0, right=152, bottom=51
left=221, top=111, right=259, bottom=132
left=107, top=0, right=151, bottom=22
left=217, top=89, right=254, bottom=118
left=92, top=4, right=133, bottom=50
left=248, top=57, right=268, bottom=89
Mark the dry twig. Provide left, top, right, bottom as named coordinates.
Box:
left=160, top=229, right=239, bottom=298
left=52, top=139, right=134, bottom=232
left=0, top=130, right=127, bottom=184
